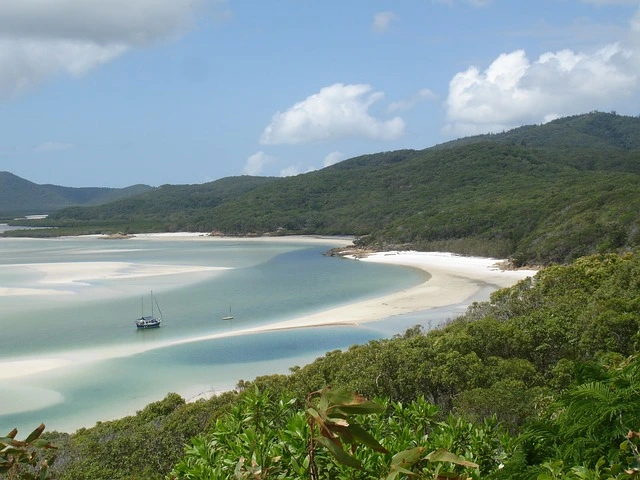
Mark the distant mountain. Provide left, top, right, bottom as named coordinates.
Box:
left=39, top=175, right=279, bottom=231
left=0, top=172, right=153, bottom=215
left=10, top=112, right=640, bottom=265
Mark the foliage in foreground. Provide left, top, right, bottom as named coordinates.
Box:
left=15, top=251, right=640, bottom=479
left=170, top=388, right=488, bottom=480
left=0, top=424, right=55, bottom=479
left=171, top=355, right=640, bottom=479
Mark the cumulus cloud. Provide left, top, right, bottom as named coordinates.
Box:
left=371, top=11, right=398, bottom=33
left=0, top=39, right=126, bottom=97
left=388, top=89, right=438, bottom=112
left=444, top=40, right=638, bottom=136
left=33, top=141, right=76, bottom=152
left=278, top=151, right=346, bottom=177
left=260, top=83, right=405, bottom=145
left=243, top=151, right=275, bottom=176
left=279, top=165, right=303, bottom=177
left=0, top=0, right=219, bottom=98
left=323, top=151, right=345, bottom=167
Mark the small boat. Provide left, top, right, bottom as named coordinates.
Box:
left=136, top=290, right=163, bottom=329
left=222, top=305, right=233, bottom=321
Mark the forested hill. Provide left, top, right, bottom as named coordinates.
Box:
left=11, top=112, right=640, bottom=265
left=433, top=111, right=640, bottom=153
left=36, top=175, right=280, bottom=231
left=0, top=171, right=153, bottom=215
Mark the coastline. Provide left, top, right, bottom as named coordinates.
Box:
left=0, top=235, right=537, bottom=382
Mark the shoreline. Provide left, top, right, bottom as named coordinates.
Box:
left=0, top=237, right=537, bottom=382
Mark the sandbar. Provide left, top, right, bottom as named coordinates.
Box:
left=0, top=245, right=537, bottom=382
left=0, top=359, right=72, bottom=380
left=0, top=262, right=230, bottom=296
left=164, top=251, right=536, bottom=339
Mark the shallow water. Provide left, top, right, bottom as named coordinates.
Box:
left=0, top=235, right=439, bottom=433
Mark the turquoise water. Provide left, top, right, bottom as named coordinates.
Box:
left=0, top=235, right=434, bottom=433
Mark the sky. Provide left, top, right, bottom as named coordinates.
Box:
left=1, top=0, right=639, bottom=188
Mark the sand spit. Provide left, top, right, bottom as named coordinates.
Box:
left=0, top=246, right=537, bottom=381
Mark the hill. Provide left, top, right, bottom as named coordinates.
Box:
left=33, top=175, right=279, bottom=232
left=7, top=112, right=640, bottom=265
left=434, top=111, right=640, bottom=153
left=0, top=171, right=153, bottom=215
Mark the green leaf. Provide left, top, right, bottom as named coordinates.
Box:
left=425, top=449, right=478, bottom=468
left=390, top=447, right=425, bottom=469
left=334, top=401, right=385, bottom=415
left=32, top=439, right=56, bottom=449
left=316, top=436, right=363, bottom=470
left=24, top=424, right=45, bottom=444
left=346, top=424, right=388, bottom=453
left=0, top=438, right=21, bottom=448
left=1, top=447, right=28, bottom=456
left=323, top=387, right=355, bottom=406
left=386, top=465, right=416, bottom=480
left=387, top=447, right=425, bottom=480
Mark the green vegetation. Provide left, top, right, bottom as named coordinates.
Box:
left=4, top=112, right=640, bottom=477
left=1, top=424, right=55, bottom=479
left=2, top=176, right=278, bottom=237
left=8, top=112, right=639, bottom=265
left=23, top=251, right=640, bottom=479
left=0, top=171, right=152, bottom=215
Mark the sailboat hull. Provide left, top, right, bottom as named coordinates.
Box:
left=135, top=291, right=163, bottom=328
left=136, top=316, right=161, bottom=329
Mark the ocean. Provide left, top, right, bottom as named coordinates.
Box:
left=0, top=233, right=461, bottom=434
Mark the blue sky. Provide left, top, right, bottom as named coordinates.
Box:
left=1, top=0, right=639, bottom=187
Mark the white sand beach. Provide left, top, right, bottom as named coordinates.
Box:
left=0, top=236, right=537, bottom=382
left=1, top=262, right=230, bottom=294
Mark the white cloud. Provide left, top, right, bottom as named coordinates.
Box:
left=34, top=141, right=76, bottom=152
left=0, top=1, right=208, bottom=44
left=371, top=11, right=398, bottom=33
left=444, top=39, right=638, bottom=136
left=279, top=165, right=303, bottom=177
left=323, top=151, right=345, bottom=167
left=279, top=151, right=346, bottom=177
left=260, top=83, right=405, bottom=145
left=0, top=39, right=126, bottom=97
left=243, top=151, right=275, bottom=176
left=388, top=89, right=438, bottom=112
left=0, top=0, right=222, bottom=99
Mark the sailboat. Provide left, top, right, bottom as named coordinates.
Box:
left=222, top=305, right=233, bottom=321
left=135, top=290, right=163, bottom=329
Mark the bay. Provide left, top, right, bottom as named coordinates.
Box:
left=0, top=235, right=433, bottom=433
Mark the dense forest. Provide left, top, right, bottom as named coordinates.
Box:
left=4, top=251, right=640, bottom=479
left=0, top=171, right=152, bottom=215
left=5, top=112, right=640, bottom=266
